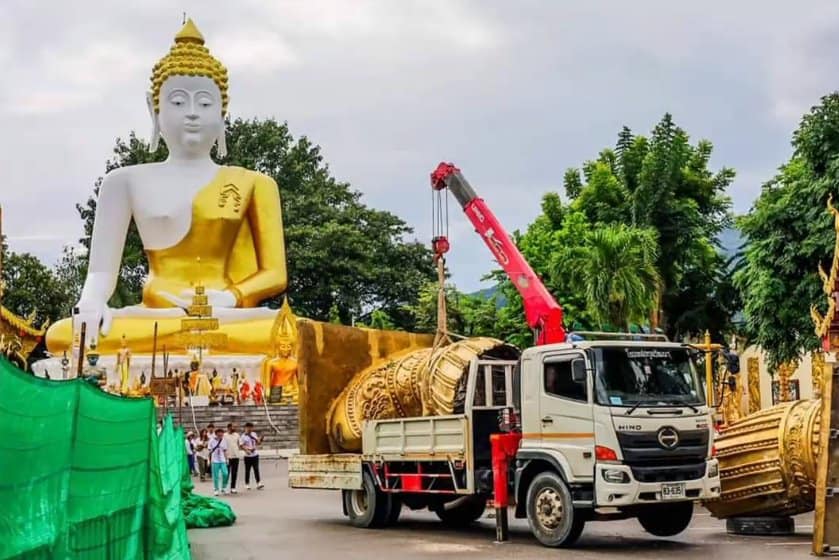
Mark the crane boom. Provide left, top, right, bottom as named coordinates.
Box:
left=431, top=162, right=566, bottom=345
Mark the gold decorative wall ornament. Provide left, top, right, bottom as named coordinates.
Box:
left=747, top=356, right=761, bottom=414
left=812, top=195, right=839, bottom=340
left=326, top=337, right=518, bottom=452
left=150, top=19, right=229, bottom=114
left=704, top=399, right=822, bottom=518
left=812, top=351, right=826, bottom=400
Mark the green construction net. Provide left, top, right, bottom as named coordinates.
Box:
left=0, top=357, right=191, bottom=560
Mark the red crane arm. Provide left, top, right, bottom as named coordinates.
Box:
left=431, top=162, right=566, bottom=345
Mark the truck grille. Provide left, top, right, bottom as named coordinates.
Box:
left=630, top=462, right=707, bottom=482
left=616, top=429, right=708, bottom=468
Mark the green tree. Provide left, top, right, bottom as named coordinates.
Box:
left=0, top=247, right=70, bottom=326
left=734, top=95, right=839, bottom=367
left=72, top=118, right=434, bottom=328
left=564, top=225, right=660, bottom=330
left=562, top=114, right=734, bottom=339
left=403, top=281, right=501, bottom=338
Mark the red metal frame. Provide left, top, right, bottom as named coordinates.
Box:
left=430, top=162, right=566, bottom=345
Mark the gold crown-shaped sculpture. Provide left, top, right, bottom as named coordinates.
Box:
left=150, top=18, right=229, bottom=114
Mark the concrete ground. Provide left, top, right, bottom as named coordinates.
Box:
left=188, top=461, right=813, bottom=560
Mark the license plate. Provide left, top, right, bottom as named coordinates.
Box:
left=661, top=483, right=685, bottom=500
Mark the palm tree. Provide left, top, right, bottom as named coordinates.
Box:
left=565, top=225, right=661, bottom=331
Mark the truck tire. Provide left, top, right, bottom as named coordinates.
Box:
left=342, top=471, right=391, bottom=528
left=526, top=471, right=584, bottom=548
left=637, top=502, right=693, bottom=537
left=433, top=496, right=487, bottom=527
left=386, top=496, right=402, bottom=526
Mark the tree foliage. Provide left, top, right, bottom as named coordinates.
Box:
left=735, top=93, right=839, bottom=368
left=70, top=118, right=434, bottom=327
left=569, top=115, right=734, bottom=339
left=564, top=224, right=660, bottom=330
left=0, top=244, right=71, bottom=326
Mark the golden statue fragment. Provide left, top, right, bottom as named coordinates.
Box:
left=263, top=298, right=299, bottom=404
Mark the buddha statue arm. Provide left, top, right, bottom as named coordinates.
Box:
left=227, top=174, right=287, bottom=307
left=75, top=171, right=132, bottom=336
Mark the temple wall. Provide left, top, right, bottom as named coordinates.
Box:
left=737, top=345, right=815, bottom=409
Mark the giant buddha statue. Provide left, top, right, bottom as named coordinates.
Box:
left=46, top=20, right=286, bottom=355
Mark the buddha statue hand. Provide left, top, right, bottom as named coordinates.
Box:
left=159, top=289, right=238, bottom=309
left=74, top=302, right=114, bottom=344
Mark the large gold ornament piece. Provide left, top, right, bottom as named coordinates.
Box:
left=326, top=337, right=518, bottom=452
left=151, top=19, right=229, bottom=114
left=704, top=399, right=822, bottom=518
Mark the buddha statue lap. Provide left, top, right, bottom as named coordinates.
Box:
left=45, top=19, right=286, bottom=356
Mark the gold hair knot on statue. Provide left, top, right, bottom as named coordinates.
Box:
left=150, top=19, right=229, bottom=114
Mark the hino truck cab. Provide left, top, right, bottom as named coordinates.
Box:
left=514, top=337, right=721, bottom=546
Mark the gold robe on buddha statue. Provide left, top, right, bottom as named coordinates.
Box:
left=46, top=166, right=287, bottom=355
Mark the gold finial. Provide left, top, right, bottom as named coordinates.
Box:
left=150, top=18, right=229, bottom=114
left=175, top=18, right=204, bottom=44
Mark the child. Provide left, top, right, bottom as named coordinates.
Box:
left=208, top=427, right=229, bottom=496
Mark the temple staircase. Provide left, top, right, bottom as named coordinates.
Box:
left=157, top=404, right=299, bottom=450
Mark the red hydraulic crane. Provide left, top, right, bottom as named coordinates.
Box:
left=430, top=162, right=566, bottom=345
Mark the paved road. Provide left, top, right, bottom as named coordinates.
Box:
left=188, top=461, right=813, bottom=560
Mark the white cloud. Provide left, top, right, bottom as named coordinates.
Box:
left=3, top=1, right=839, bottom=292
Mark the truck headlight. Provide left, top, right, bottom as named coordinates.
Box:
left=708, top=461, right=719, bottom=479
left=602, top=469, right=630, bottom=484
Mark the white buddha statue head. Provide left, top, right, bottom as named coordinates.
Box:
left=147, top=19, right=229, bottom=159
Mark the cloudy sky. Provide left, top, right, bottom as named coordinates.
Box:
left=1, top=1, right=837, bottom=292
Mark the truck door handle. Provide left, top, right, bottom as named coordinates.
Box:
left=541, top=416, right=553, bottom=424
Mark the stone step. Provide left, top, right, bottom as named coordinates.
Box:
left=157, top=404, right=299, bottom=449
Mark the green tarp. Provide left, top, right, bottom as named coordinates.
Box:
left=0, top=357, right=191, bottom=559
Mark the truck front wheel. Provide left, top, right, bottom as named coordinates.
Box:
left=637, top=502, right=693, bottom=537
left=342, top=471, right=391, bottom=528
left=526, top=471, right=584, bottom=548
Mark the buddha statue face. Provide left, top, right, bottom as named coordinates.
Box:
left=155, top=75, right=224, bottom=158
left=277, top=340, right=294, bottom=359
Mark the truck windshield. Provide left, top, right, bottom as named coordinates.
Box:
left=595, top=347, right=704, bottom=407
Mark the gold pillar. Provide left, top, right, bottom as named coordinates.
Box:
left=705, top=330, right=714, bottom=407
left=747, top=357, right=761, bottom=413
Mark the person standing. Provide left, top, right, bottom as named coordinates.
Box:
left=185, top=431, right=197, bottom=476
left=240, top=422, right=264, bottom=490
left=224, top=423, right=243, bottom=494
left=208, top=427, right=229, bottom=496
left=196, top=429, right=210, bottom=482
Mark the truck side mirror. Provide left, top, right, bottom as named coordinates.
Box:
left=571, top=359, right=587, bottom=383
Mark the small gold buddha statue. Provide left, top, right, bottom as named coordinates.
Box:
left=263, top=298, right=299, bottom=404
left=116, top=335, right=131, bottom=394
left=45, top=19, right=287, bottom=356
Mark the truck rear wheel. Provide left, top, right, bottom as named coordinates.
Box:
left=637, top=502, right=693, bottom=537
left=343, top=471, right=391, bottom=528
left=433, top=496, right=487, bottom=527
left=526, top=471, right=584, bottom=548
